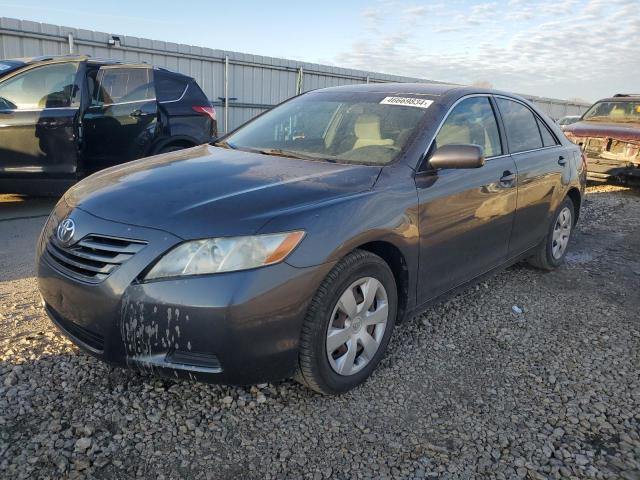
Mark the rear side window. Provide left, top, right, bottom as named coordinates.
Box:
left=94, top=67, right=154, bottom=105
left=0, top=62, right=79, bottom=110
left=156, top=71, right=189, bottom=102
left=537, top=118, right=558, bottom=147
left=496, top=98, right=543, bottom=153
left=434, top=96, right=503, bottom=157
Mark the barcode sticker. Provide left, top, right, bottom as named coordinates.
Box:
left=380, top=96, right=433, bottom=109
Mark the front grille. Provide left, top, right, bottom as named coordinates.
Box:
left=46, top=304, right=104, bottom=352
left=45, top=234, right=147, bottom=283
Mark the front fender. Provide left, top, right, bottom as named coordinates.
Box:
left=258, top=181, right=420, bottom=303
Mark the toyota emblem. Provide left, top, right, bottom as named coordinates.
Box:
left=56, top=218, right=76, bottom=245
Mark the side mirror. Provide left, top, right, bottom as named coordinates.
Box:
left=429, top=144, right=485, bottom=170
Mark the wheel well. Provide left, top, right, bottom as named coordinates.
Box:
left=154, top=139, right=196, bottom=154
left=357, top=241, right=409, bottom=324
left=566, top=188, right=582, bottom=224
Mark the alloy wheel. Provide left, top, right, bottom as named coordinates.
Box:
left=551, top=206, right=572, bottom=259
left=326, top=277, right=389, bottom=376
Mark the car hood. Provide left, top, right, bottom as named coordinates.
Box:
left=64, top=145, right=381, bottom=239
left=564, top=121, right=640, bottom=144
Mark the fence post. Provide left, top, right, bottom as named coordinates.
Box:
left=296, top=67, right=304, bottom=95
left=68, top=33, right=74, bottom=54
left=224, top=55, right=229, bottom=133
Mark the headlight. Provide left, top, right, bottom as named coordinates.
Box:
left=145, top=231, right=305, bottom=280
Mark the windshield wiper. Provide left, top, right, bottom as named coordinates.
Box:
left=256, top=148, right=325, bottom=160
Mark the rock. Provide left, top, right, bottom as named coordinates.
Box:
left=74, top=437, right=92, bottom=452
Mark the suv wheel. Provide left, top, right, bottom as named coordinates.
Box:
left=296, top=250, right=397, bottom=394
left=528, top=197, right=575, bottom=270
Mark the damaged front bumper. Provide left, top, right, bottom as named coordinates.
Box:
left=581, top=138, right=640, bottom=182
left=37, top=203, right=334, bottom=385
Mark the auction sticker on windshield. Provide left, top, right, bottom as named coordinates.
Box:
left=380, top=96, right=434, bottom=109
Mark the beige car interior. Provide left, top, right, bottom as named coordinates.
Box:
left=436, top=112, right=501, bottom=157
left=352, top=114, right=395, bottom=149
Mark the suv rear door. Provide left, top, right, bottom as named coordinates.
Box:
left=81, top=65, right=157, bottom=173
left=0, top=60, right=82, bottom=176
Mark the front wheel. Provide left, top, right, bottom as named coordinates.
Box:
left=295, top=250, right=397, bottom=395
left=528, top=197, right=575, bottom=270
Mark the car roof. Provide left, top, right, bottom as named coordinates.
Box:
left=2, top=54, right=192, bottom=79
left=595, top=94, right=640, bottom=103
left=315, top=82, right=531, bottom=103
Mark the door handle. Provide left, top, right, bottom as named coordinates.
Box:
left=558, top=155, right=567, bottom=166
left=499, top=170, right=516, bottom=188
left=130, top=109, right=152, bottom=118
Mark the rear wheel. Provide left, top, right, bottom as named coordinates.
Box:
left=296, top=250, right=397, bottom=394
left=528, top=197, right=575, bottom=270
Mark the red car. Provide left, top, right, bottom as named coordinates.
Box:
left=564, top=94, right=640, bottom=183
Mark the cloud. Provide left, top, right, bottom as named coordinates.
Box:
left=335, top=0, right=640, bottom=100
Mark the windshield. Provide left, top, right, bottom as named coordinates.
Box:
left=582, top=100, right=640, bottom=123
left=222, top=91, right=434, bottom=165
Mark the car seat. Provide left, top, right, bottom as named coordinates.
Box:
left=352, top=114, right=394, bottom=149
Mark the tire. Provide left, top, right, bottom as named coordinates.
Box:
left=295, top=249, right=397, bottom=395
left=528, top=197, right=575, bottom=271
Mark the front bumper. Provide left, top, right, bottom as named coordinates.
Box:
left=585, top=155, right=640, bottom=181
left=37, top=203, right=334, bottom=385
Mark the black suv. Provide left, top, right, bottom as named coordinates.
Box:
left=0, top=55, right=217, bottom=195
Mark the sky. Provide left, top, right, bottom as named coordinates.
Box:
left=1, top=0, right=638, bottom=102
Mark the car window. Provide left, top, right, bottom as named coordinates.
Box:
left=537, top=118, right=558, bottom=147
left=94, top=67, right=154, bottom=105
left=434, top=97, right=502, bottom=158
left=156, top=71, right=189, bottom=102
left=496, top=98, right=543, bottom=153
left=0, top=62, right=79, bottom=110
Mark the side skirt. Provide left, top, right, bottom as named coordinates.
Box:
left=401, top=244, right=541, bottom=322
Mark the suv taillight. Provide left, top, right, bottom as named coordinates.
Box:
left=192, top=105, right=216, bottom=121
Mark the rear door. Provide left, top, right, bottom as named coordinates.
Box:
left=0, top=61, right=82, bottom=176
left=415, top=95, right=518, bottom=301
left=494, top=97, right=568, bottom=256
left=82, top=66, right=157, bottom=173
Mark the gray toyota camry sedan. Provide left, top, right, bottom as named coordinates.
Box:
left=37, top=83, right=586, bottom=394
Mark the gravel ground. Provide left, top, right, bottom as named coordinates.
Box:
left=1, top=185, right=639, bottom=480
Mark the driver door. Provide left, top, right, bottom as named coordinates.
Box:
left=415, top=96, right=518, bottom=302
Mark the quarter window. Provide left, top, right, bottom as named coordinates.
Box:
left=434, top=97, right=503, bottom=158
left=0, top=62, right=79, bottom=110
left=537, top=117, right=558, bottom=147
left=496, top=98, right=543, bottom=153
left=156, top=71, right=189, bottom=102
left=94, top=67, right=154, bottom=105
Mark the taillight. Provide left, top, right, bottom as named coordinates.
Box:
left=192, top=105, right=216, bottom=121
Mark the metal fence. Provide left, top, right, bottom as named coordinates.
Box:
left=1, top=17, right=590, bottom=132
